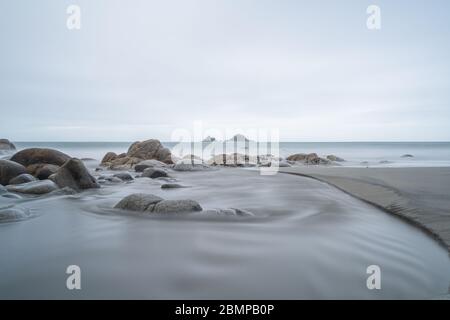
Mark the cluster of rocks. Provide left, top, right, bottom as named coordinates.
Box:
left=114, top=193, right=253, bottom=217
left=0, top=147, right=99, bottom=196
left=286, top=153, right=345, bottom=165
left=101, top=139, right=173, bottom=170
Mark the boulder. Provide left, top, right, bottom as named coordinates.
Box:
left=286, top=153, right=308, bottom=161
left=114, top=193, right=163, bottom=212
left=173, top=159, right=212, bottom=171
left=127, top=139, right=173, bottom=164
left=0, top=159, right=27, bottom=185
left=113, top=172, right=134, bottom=181
left=101, top=152, right=118, bottom=164
left=6, top=180, right=59, bottom=195
left=50, top=158, right=100, bottom=191
left=105, top=156, right=143, bottom=170
left=8, top=173, right=37, bottom=185
left=326, top=155, right=345, bottom=162
left=0, top=139, right=16, bottom=151
left=10, top=148, right=71, bottom=167
left=153, top=199, right=202, bottom=214
left=135, top=159, right=168, bottom=172
left=142, top=168, right=169, bottom=179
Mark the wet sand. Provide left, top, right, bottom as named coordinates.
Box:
left=280, top=167, right=450, bottom=252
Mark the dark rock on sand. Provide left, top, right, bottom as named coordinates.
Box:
left=114, top=193, right=164, bottom=212
left=113, top=172, right=134, bottom=181
left=6, top=179, right=59, bottom=195
left=0, top=139, right=16, bottom=151
left=0, top=159, right=27, bottom=185
left=142, top=168, right=169, bottom=179
left=127, top=139, right=173, bottom=164
left=50, top=158, right=100, bottom=191
left=326, top=155, right=345, bottom=162
left=10, top=148, right=71, bottom=167
left=135, top=159, right=168, bottom=172
left=8, top=173, right=37, bottom=185
left=153, top=199, right=202, bottom=214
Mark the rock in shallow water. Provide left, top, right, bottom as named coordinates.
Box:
left=153, top=200, right=202, bottom=214
left=114, top=193, right=164, bottom=211
left=0, top=139, right=16, bottom=151
left=127, top=139, right=173, bottom=164
left=113, top=172, right=134, bottom=181
left=142, top=168, right=169, bottom=179
left=0, top=160, right=28, bottom=186
left=134, top=159, right=168, bottom=172
left=161, top=183, right=187, bottom=189
left=0, top=207, right=31, bottom=222
left=6, top=180, right=59, bottom=195
left=50, top=158, right=100, bottom=191
left=173, top=159, right=212, bottom=171
left=8, top=173, right=37, bottom=185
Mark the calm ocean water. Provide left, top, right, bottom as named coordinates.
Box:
left=7, top=141, right=450, bottom=167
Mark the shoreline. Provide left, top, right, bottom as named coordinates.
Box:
left=279, top=167, right=450, bottom=254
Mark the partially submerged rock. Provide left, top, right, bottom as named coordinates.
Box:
left=173, top=159, right=212, bottom=171
left=114, top=193, right=164, bottom=212
left=8, top=173, right=37, bottom=185
left=0, top=159, right=27, bottom=185
left=153, top=199, right=202, bottom=214
left=401, top=154, right=414, bottom=158
left=6, top=179, right=59, bottom=195
left=142, top=168, right=169, bottom=179
left=326, top=155, right=345, bottom=162
left=0, top=207, right=31, bottom=222
left=161, top=183, right=187, bottom=189
left=0, top=139, right=16, bottom=151
left=10, top=148, right=71, bottom=167
left=286, top=153, right=331, bottom=165
left=113, top=172, right=134, bottom=181
left=50, top=158, right=100, bottom=191
left=135, top=159, right=168, bottom=172
left=114, top=194, right=202, bottom=214
left=205, top=208, right=254, bottom=217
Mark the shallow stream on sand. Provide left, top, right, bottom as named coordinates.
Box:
left=1, top=165, right=449, bottom=299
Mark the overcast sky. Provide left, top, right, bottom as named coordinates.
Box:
left=1, top=0, right=449, bottom=141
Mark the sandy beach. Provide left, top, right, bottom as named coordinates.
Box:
left=279, top=167, right=450, bottom=253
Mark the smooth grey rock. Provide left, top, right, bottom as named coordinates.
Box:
left=0, top=139, right=16, bottom=151
left=9, top=173, right=37, bottom=185
left=0, top=159, right=27, bottom=185
left=114, top=193, right=164, bottom=212
left=113, top=172, right=134, bottom=181
left=6, top=179, right=59, bottom=195
left=173, top=159, right=212, bottom=171
left=50, top=158, right=100, bottom=191
left=135, top=159, right=168, bottom=172
left=152, top=199, right=202, bottom=214
left=142, top=168, right=169, bottom=179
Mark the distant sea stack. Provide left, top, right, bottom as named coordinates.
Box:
left=0, top=139, right=16, bottom=151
